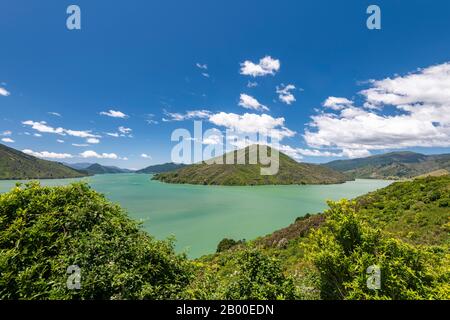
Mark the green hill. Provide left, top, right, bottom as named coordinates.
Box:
left=0, top=143, right=88, bottom=180
left=324, top=151, right=450, bottom=179
left=84, top=163, right=133, bottom=174
left=136, top=162, right=187, bottom=174
left=153, top=145, right=350, bottom=185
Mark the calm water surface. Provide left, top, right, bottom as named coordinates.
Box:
left=0, top=174, right=392, bottom=257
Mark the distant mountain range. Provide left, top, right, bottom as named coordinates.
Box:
left=0, top=143, right=88, bottom=180
left=2, top=142, right=449, bottom=182
left=135, top=162, right=187, bottom=174
left=64, top=162, right=133, bottom=174
left=324, top=151, right=450, bottom=179
left=153, top=145, right=350, bottom=186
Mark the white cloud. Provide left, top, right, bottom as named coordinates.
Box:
left=34, top=133, right=42, bottom=137
left=22, top=120, right=100, bottom=138
left=87, top=138, right=100, bottom=144
left=106, top=132, right=119, bottom=137
left=22, top=120, right=64, bottom=134
left=240, top=56, right=280, bottom=77
left=100, top=109, right=128, bottom=118
left=305, top=62, right=450, bottom=155
left=72, top=143, right=88, bottom=147
left=141, top=153, right=152, bottom=159
left=48, top=112, right=61, bottom=117
left=1, top=137, right=14, bottom=143
left=0, top=87, right=10, bottom=96
left=202, top=73, right=210, bottom=78
left=57, top=139, right=65, bottom=143
left=118, top=126, right=132, bottom=134
left=162, top=109, right=212, bottom=122
left=80, top=150, right=118, bottom=159
left=1, top=130, right=12, bottom=136
left=322, top=97, right=353, bottom=110
left=209, top=112, right=295, bottom=140
left=238, top=94, right=269, bottom=111
left=276, top=84, right=296, bottom=105
left=23, top=149, right=73, bottom=159
left=146, top=119, right=158, bottom=125
left=196, top=63, right=208, bottom=70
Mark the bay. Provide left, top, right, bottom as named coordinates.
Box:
left=0, top=174, right=392, bottom=258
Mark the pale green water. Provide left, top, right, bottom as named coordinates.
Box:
left=0, top=174, right=392, bottom=258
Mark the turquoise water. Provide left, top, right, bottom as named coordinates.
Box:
left=0, top=174, right=392, bottom=258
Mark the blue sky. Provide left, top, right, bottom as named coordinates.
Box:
left=1, top=0, right=450, bottom=169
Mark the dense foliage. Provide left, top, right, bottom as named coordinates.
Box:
left=306, top=199, right=449, bottom=299
left=0, top=182, right=192, bottom=299
left=356, top=175, right=450, bottom=245
left=216, top=238, right=244, bottom=252
left=0, top=175, right=448, bottom=300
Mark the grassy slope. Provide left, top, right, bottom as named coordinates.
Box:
left=0, top=143, right=88, bottom=180
left=153, top=145, right=350, bottom=185
left=324, top=151, right=450, bottom=179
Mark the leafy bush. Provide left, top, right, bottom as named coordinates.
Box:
left=216, top=238, right=244, bottom=253
left=0, top=182, right=193, bottom=299
left=223, top=248, right=296, bottom=300
left=306, top=199, right=449, bottom=300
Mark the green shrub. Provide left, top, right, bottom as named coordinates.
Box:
left=305, top=199, right=449, bottom=300
left=0, top=182, right=193, bottom=300
left=223, top=248, right=296, bottom=300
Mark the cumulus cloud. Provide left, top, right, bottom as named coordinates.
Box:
left=276, top=84, right=296, bottom=105
left=1, top=137, right=14, bottom=143
left=22, top=120, right=100, bottom=138
left=162, top=109, right=212, bottom=122
left=0, top=87, right=10, bottom=96
left=240, top=56, right=280, bottom=77
left=209, top=112, right=295, bottom=140
left=238, top=94, right=269, bottom=111
left=80, top=150, right=118, bottom=159
left=23, top=149, right=73, bottom=159
left=305, top=62, right=450, bottom=155
left=100, top=109, right=128, bottom=118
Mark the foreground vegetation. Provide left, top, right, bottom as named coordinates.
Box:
left=0, top=175, right=449, bottom=299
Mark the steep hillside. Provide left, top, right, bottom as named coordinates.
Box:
left=153, top=145, right=350, bottom=185
left=0, top=143, right=88, bottom=180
